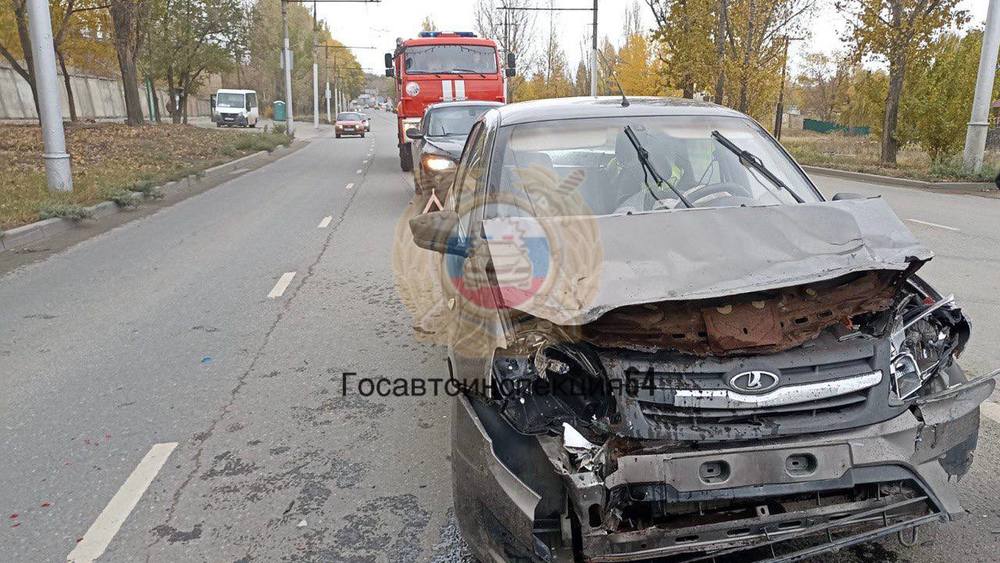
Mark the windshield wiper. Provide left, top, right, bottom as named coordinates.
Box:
left=710, top=130, right=805, bottom=204
left=623, top=126, right=693, bottom=209
left=452, top=68, right=488, bottom=78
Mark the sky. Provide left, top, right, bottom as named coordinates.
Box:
left=314, top=0, right=992, bottom=78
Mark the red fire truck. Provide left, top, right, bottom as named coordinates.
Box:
left=385, top=31, right=514, bottom=171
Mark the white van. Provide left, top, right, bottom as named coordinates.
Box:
left=214, top=89, right=259, bottom=128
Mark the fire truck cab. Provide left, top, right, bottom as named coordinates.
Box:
left=385, top=31, right=513, bottom=171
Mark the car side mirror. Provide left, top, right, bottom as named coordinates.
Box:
left=832, top=192, right=866, bottom=200
left=406, top=127, right=423, bottom=140
left=385, top=68, right=394, bottom=77
left=409, top=210, right=465, bottom=255
left=505, top=67, right=516, bottom=77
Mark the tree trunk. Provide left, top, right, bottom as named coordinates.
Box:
left=11, top=0, right=40, bottom=115
left=150, top=81, right=161, bottom=123
left=881, top=54, right=906, bottom=165
left=109, top=0, right=148, bottom=126
left=56, top=48, right=77, bottom=122
left=736, top=0, right=754, bottom=114
left=714, top=0, right=727, bottom=104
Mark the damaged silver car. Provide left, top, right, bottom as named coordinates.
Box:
left=408, top=97, right=997, bottom=562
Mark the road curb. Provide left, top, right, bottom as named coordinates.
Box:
left=801, top=165, right=995, bottom=192
left=0, top=143, right=297, bottom=254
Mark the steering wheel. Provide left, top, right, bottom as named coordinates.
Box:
left=683, top=182, right=752, bottom=205
left=640, top=181, right=753, bottom=211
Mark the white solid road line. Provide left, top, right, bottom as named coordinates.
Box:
left=982, top=401, right=1000, bottom=425
left=268, top=272, right=296, bottom=298
left=67, top=443, right=178, bottom=563
left=317, top=216, right=332, bottom=229
left=907, top=218, right=961, bottom=232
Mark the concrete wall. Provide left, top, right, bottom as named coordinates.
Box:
left=0, top=63, right=211, bottom=121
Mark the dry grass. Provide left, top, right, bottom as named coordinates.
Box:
left=781, top=130, right=999, bottom=183
left=0, top=123, right=289, bottom=230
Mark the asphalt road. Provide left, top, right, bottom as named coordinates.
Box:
left=1, top=110, right=998, bottom=562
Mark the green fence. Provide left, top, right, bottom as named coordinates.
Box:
left=803, top=118, right=870, bottom=136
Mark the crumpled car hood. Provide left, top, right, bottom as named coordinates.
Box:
left=424, top=136, right=468, bottom=160
left=480, top=198, right=932, bottom=326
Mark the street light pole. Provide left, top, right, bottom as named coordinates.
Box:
left=591, top=0, right=598, bottom=97
left=281, top=0, right=295, bottom=135
left=963, top=0, right=1000, bottom=173
left=26, top=0, right=72, bottom=191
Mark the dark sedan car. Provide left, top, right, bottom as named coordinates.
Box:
left=405, top=101, right=503, bottom=198
left=407, top=97, right=995, bottom=562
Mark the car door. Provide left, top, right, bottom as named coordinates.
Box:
left=247, top=92, right=259, bottom=124
left=445, top=120, right=499, bottom=386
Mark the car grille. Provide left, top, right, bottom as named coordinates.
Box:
left=601, top=331, right=899, bottom=440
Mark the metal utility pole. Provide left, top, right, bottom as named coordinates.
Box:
left=591, top=0, right=598, bottom=97
left=313, top=2, right=319, bottom=129
left=963, top=0, right=1000, bottom=173
left=27, top=0, right=72, bottom=191
left=281, top=0, right=295, bottom=135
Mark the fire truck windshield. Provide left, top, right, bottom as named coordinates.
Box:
left=403, top=45, right=497, bottom=74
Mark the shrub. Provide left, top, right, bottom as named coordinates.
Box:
left=38, top=202, right=93, bottom=220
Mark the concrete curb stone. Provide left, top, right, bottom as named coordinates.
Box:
left=801, top=164, right=995, bottom=192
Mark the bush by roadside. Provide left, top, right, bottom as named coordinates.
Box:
left=0, top=123, right=291, bottom=230
left=782, top=131, right=998, bottom=184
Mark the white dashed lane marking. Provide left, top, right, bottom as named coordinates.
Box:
left=907, top=219, right=960, bottom=232
left=67, top=443, right=178, bottom=563
left=317, top=216, right=332, bottom=228
left=345, top=183, right=354, bottom=190
left=268, top=272, right=296, bottom=299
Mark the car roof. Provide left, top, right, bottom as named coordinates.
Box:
left=217, top=89, right=255, bottom=94
left=426, top=101, right=504, bottom=112
left=493, top=96, right=747, bottom=127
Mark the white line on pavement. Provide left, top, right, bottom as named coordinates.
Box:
left=67, top=443, right=178, bottom=563
left=982, top=401, right=1000, bottom=425
left=268, top=272, right=296, bottom=298
left=345, top=183, right=354, bottom=190
left=356, top=169, right=362, bottom=174
left=363, top=160, right=368, bottom=164
left=317, top=216, right=332, bottom=229
left=907, top=219, right=960, bottom=232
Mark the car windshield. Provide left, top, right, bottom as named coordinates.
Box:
left=403, top=45, right=497, bottom=74
left=337, top=112, right=362, bottom=121
left=490, top=115, right=819, bottom=217
left=425, top=105, right=494, bottom=137
left=216, top=93, right=244, bottom=108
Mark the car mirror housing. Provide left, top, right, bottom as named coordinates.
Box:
left=406, top=127, right=423, bottom=140
left=832, top=192, right=866, bottom=201
left=409, top=210, right=466, bottom=255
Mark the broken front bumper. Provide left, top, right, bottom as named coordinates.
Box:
left=451, top=374, right=996, bottom=562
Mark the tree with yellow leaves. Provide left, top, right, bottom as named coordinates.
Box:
left=615, top=32, right=663, bottom=96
